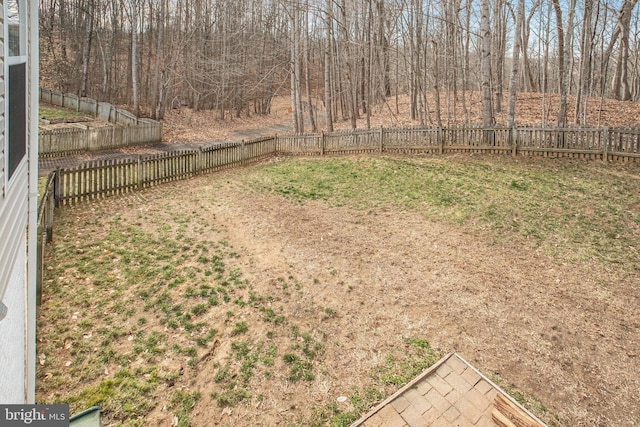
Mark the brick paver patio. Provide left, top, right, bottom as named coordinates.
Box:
left=350, top=353, right=546, bottom=427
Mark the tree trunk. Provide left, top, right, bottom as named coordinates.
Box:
left=432, top=41, right=442, bottom=128
left=480, top=0, right=494, bottom=127
left=324, top=0, right=333, bottom=132
left=612, top=0, right=637, bottom=100
left=80, top=0, right=94, bottom=98
left=151, top=0, right=165, bottom=119
left=552, top=0, right=575, bottom=127
left=131, top=0, right=140, bottom=116
left=574, top=0, right=594, bottom=124
left=303, top=0, right=316, bottom=131
left=507, top=0, right=524, bottom=128
left=492, top=0, right=506, bottom=114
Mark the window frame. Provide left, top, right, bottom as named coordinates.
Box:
left=4, top=0, right=28, bottom=186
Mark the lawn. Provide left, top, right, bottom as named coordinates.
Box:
left=40, top=103, right=89, bottom=121
left=38, top=155, right=640, bottom=426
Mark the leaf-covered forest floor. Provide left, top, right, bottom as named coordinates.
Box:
left=159, top=92, right=640, bottom=143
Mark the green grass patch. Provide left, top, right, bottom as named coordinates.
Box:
left=248, top=156, right=640, bottom=270
left=374, top=337, right=439, bottom=386
left=40, top=103, right=89, bottom=120
left=170, top=390, right=201, bottom=427
left=305, top=338, right=437, bottom=427
left=65, top=368, right=158, bottom=423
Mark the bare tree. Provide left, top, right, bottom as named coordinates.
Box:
left=39, top=0, right=640, bottom=128
left=574, top=0, right=595, bottom=124
left=611, top=0, right=638, bottom=100
left=480, top=0, right=494, bottom=127
left=507, top=0, right=525, bottom=128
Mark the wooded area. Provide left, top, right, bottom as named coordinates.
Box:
left=39, top=0, right=640, bottom=133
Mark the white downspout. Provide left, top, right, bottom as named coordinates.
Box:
left=25, top=0, right=39, bottom=403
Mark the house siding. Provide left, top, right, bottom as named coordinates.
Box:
left=0, top=248, right=26, bottom=403
left=0, top=0, right=37, bottom=404
left=0, top=163, right=28, bottom=299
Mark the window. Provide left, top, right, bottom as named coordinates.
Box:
left=6, top=0, right=27, bottom=181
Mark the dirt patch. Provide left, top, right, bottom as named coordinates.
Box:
left=128, top=167, right=636, bottom=426
left=186, top=175, right=637, bottom=426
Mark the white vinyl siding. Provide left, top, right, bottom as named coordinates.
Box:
left=0, top=163, right=27, bottom=300
left=0, top=246, right=26, bottom=403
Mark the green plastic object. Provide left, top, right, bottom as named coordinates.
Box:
left=69, top=406, right=100, bottom=427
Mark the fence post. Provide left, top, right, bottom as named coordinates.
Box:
left=602, top=126, right=609, bottom=162
left=438, top=127, right=444, bottom=155
left=36, top=232, right=43, bottom=306
left=53, top=169, right=61, bottom=208
left=512, top=126, right=517, bottom=157
left=46, top=188, right=54, bottom=243
left=379, top=126, right=384, bottom=153
left=321, top=131, right=325, bottom=155
left=137, top=155, right=143, bottom=189
left=198, top=147, right=203, bottom=174
left=241, top=140, right=246, bottom=165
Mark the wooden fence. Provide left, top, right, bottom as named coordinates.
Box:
left=51, top=137, right=278, bottom=205
left=39, top=121, right=163, bottom=157
left=41, top=88, right=142, bottom=126
left=46, top=125, right=640, bottom=206
left=39, top=88, right=163, bottom=156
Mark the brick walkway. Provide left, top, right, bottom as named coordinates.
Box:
left=351, top=353, right=546, bottom=427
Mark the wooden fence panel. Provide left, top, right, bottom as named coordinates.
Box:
left=141, top=150, right=198, bottom=186
left=51, top=91, right=63, bottom=105
left=277, top=134, right=321, bottom=155
left=443, top=125, right=511, bottom=154
left=383, top=127, right=440, bottom=153
left=112, top=108, right=139, bottom=126
left=244, top=137, right=277, bottom=162
left=40, top=88, right=53, bottom=103
left=516, top=127, right=604, bottom=158
left=40, top=122, right=163, bottom=156
left=61, top=93, right=79, bottom=110
left=324, top=129, right=379, bottom=154
left=57, top=159, right=138, bottom=205
left=39, top=128, right=88, bottom=157
left=609, top=128, right=640, bottom=160
left=79, top=97, right=99, bottom=116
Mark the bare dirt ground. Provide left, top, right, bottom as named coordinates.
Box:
left=136, top=167, right=638, bottom=427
